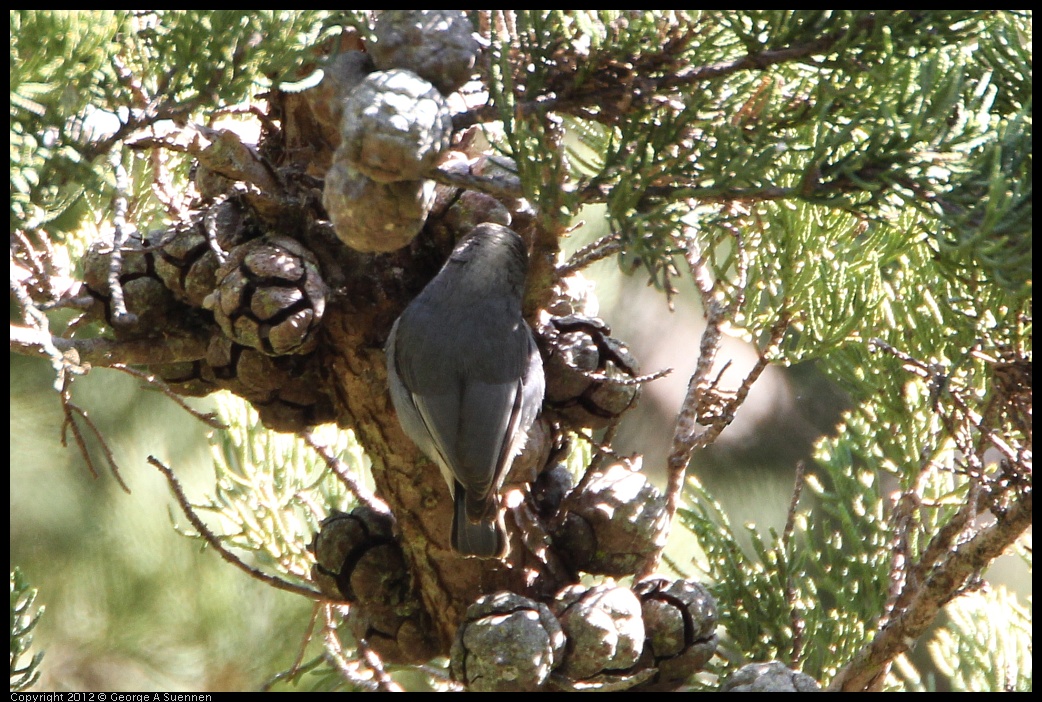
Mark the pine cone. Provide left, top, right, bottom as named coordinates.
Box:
left=545, top=271, right=600, bottom=319
left=543, top=315, right=641, bottom=429
left=309, top=507, right=394, bottom=601
left=553, top=583, right=645, bottom=680
left=531, top=461, right=574, bottom=520
left=82, top=232, right=179, bottom=334
left=451, top=591, right=566, bottom=691
left=370, top=10, right=479, bottom=95
left=153, top=200, right=248, bottom=308
left=553, top=461, right=668, bottom=576
left=205, top=235, right=327, bottom=355
left=720, top=661, right=821, bottom=692
left=308, top=506, right=436, bottom=663
left=442, top=190, right=512, bottom=232
left=348, top=605, right=437, bottom=665
left=201, top=334, right=335, bottom=432
left=150, top=359, right=218, bottom=398
left=633, top=577, right=719, bottom=690
left=337, top=69, right=453, bottom=184
left=322, top=160, right=436, bottom=253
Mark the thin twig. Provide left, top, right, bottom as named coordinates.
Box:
left=303, top=433, right=386, bottom=515
left=356, top=639, right=404, bottom=692
left=60, top=376, right=131, bottom=493
left=321, top=606, right=380, bottom=691
left=456, top=15, right=875, bottom=132
left=10, top=260, right=68, bottom=382
left=148, top=455, right=324, bottom=601
left=880, top=491, right=918, bottom=633
left=261, top=603, right=323, bottom=692
left=111, top=364, right=226, bottom=429
left=591, top=421, right=622, bottom=470
left=661, top=552, right=688, bottom=578
left=648, top=227, right=786, bottom=579
left=555, top=233, right=624, bottom=278
left=106, top=150, right=136, bottom=327
left=829, top=490, right=1032, bottom=692
left=415, top=663, right=465, bottom=691
left=829, top=337, right=1032, bottom=691
left=127, top=122, right=281, bottom=194
left=782, top=461, right=806, bottom=552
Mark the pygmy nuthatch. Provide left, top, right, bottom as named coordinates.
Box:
left=386, top=223, right=545, bottom=558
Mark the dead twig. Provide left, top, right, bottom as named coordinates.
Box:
left=60, top=376, right=131, bottom=494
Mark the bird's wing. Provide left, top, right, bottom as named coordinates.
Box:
left=456, top=378, right=522, bottom=508
left=391, top=306, right=533, bottom=518
left=409, top=388, right=464, bottom=488
left=409, top=377, right=517, bottom=503
left=387, top=318, right=458, bottom=491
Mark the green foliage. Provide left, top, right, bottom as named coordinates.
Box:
left=10, top=9, right=1030, bottom=692
left=9, top=568, right=45, bottom=692
left=10, top=10, right=366, bottom=239
left=688, top=165, right=1033, bottom=688
left=490, top=11, right=1030, bottom=299
left=484, top=12, right=578, bottom=230
left=681, top=410, right=895, bottom=684
left=10, top=11, right=126, bottom=233
left=927, top=587, right=1032, bottom=692
left=681, top=378, right=1025, bottom=687
left=191, top=395, right=388, bottom=691
left=194, top=393, right=361, bottom=582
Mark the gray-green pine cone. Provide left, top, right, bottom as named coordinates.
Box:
left=337, top=69, right=453, bottom=184
left=543, top=315, right=642, bottom=429
left=370, top=10, right=480, bottom=95
left=322, top=161, right=436, bottom=253
left=309, top=506, right=436, bottom=663
left=451, top=591, right=566, bottom=691
left=308, top=506, right=399, bottom=603
left=634, top=578, right=719, bottom=690
left=553, top=583, right=645, bottom=680
left=721, top=661, right=821, bottom=692
left=306, top=50, right=374, bottom=149
left=553, top=461, right=668, bottom=576
left=82, top=232, right=178, bottom=333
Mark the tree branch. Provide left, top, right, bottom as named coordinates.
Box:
left=829, top=489, right=1032, bottom=691
left=10, top=324, right=210, bottom=368
left=457, top=13, right=881, bottom=131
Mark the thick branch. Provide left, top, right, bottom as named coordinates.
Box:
left=127, top=121, right=280, bottom=194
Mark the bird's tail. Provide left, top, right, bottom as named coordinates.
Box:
left=452, top=487, right=506, bottom=558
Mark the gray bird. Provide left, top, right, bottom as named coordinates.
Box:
left=385, top=223, right=544, bottom=558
